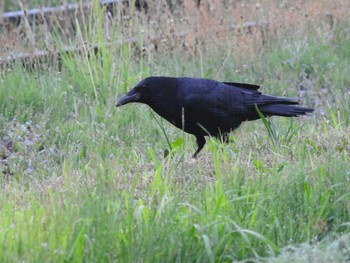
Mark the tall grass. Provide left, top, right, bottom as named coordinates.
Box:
left=1, top=1, right=350, bottom=262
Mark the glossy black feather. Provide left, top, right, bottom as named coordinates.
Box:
left=116, top=76, right=313, bottom=157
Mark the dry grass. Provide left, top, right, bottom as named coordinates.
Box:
left=1, top=0, right=349, bottom=63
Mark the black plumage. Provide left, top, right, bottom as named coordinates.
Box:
left=116, top=76, right=313, bottom=157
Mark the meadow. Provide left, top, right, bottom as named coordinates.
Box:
left=0, top=0, right=350, bottom=262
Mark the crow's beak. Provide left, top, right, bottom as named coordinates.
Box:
left=116, top=92, right=141, bottom=107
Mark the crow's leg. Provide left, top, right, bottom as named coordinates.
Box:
left=192, top=135, right=206, bottom=158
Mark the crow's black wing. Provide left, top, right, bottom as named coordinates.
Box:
left=222, top=82, right=260, bottom=90
left=183, top=89, right=245, bottom=136
left=184, top=94, right=230, bottom=117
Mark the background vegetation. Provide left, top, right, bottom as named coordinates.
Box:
left=1, top=0, right=350, bottom=262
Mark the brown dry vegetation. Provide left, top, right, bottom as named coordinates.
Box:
left=0, top=0, right=349, bottom=63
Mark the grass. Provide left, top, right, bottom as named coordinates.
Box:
left=1, top=1, right=350, bottom=262
left=2, top=0, right=79, bottom=12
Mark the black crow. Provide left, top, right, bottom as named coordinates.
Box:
left=116, top=77, right=313, bottom=157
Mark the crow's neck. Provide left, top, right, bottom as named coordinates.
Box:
left=147, top=91, right=183, bottom=129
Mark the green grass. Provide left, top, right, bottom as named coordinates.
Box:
left=1, top=5, right=350, bottom=262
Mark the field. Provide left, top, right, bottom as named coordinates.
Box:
left=1, top=0, right=350, bottom=262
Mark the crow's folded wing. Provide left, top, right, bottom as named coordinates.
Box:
left=222, top=82, right=260, bottom=90
left=183, top=93, right=231, bottom=118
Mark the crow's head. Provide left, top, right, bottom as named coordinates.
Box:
left=116, top=76, right=177, bottom=107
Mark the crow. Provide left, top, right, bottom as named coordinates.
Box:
left=116, top=76, right=313, bottom=157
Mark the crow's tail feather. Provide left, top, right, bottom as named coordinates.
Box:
left=256, top=94, right=314, bottom=117
left=259, top=104, right=314, bottom=117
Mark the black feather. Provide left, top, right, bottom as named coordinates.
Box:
left=116, top=76, right=314, bottom=157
